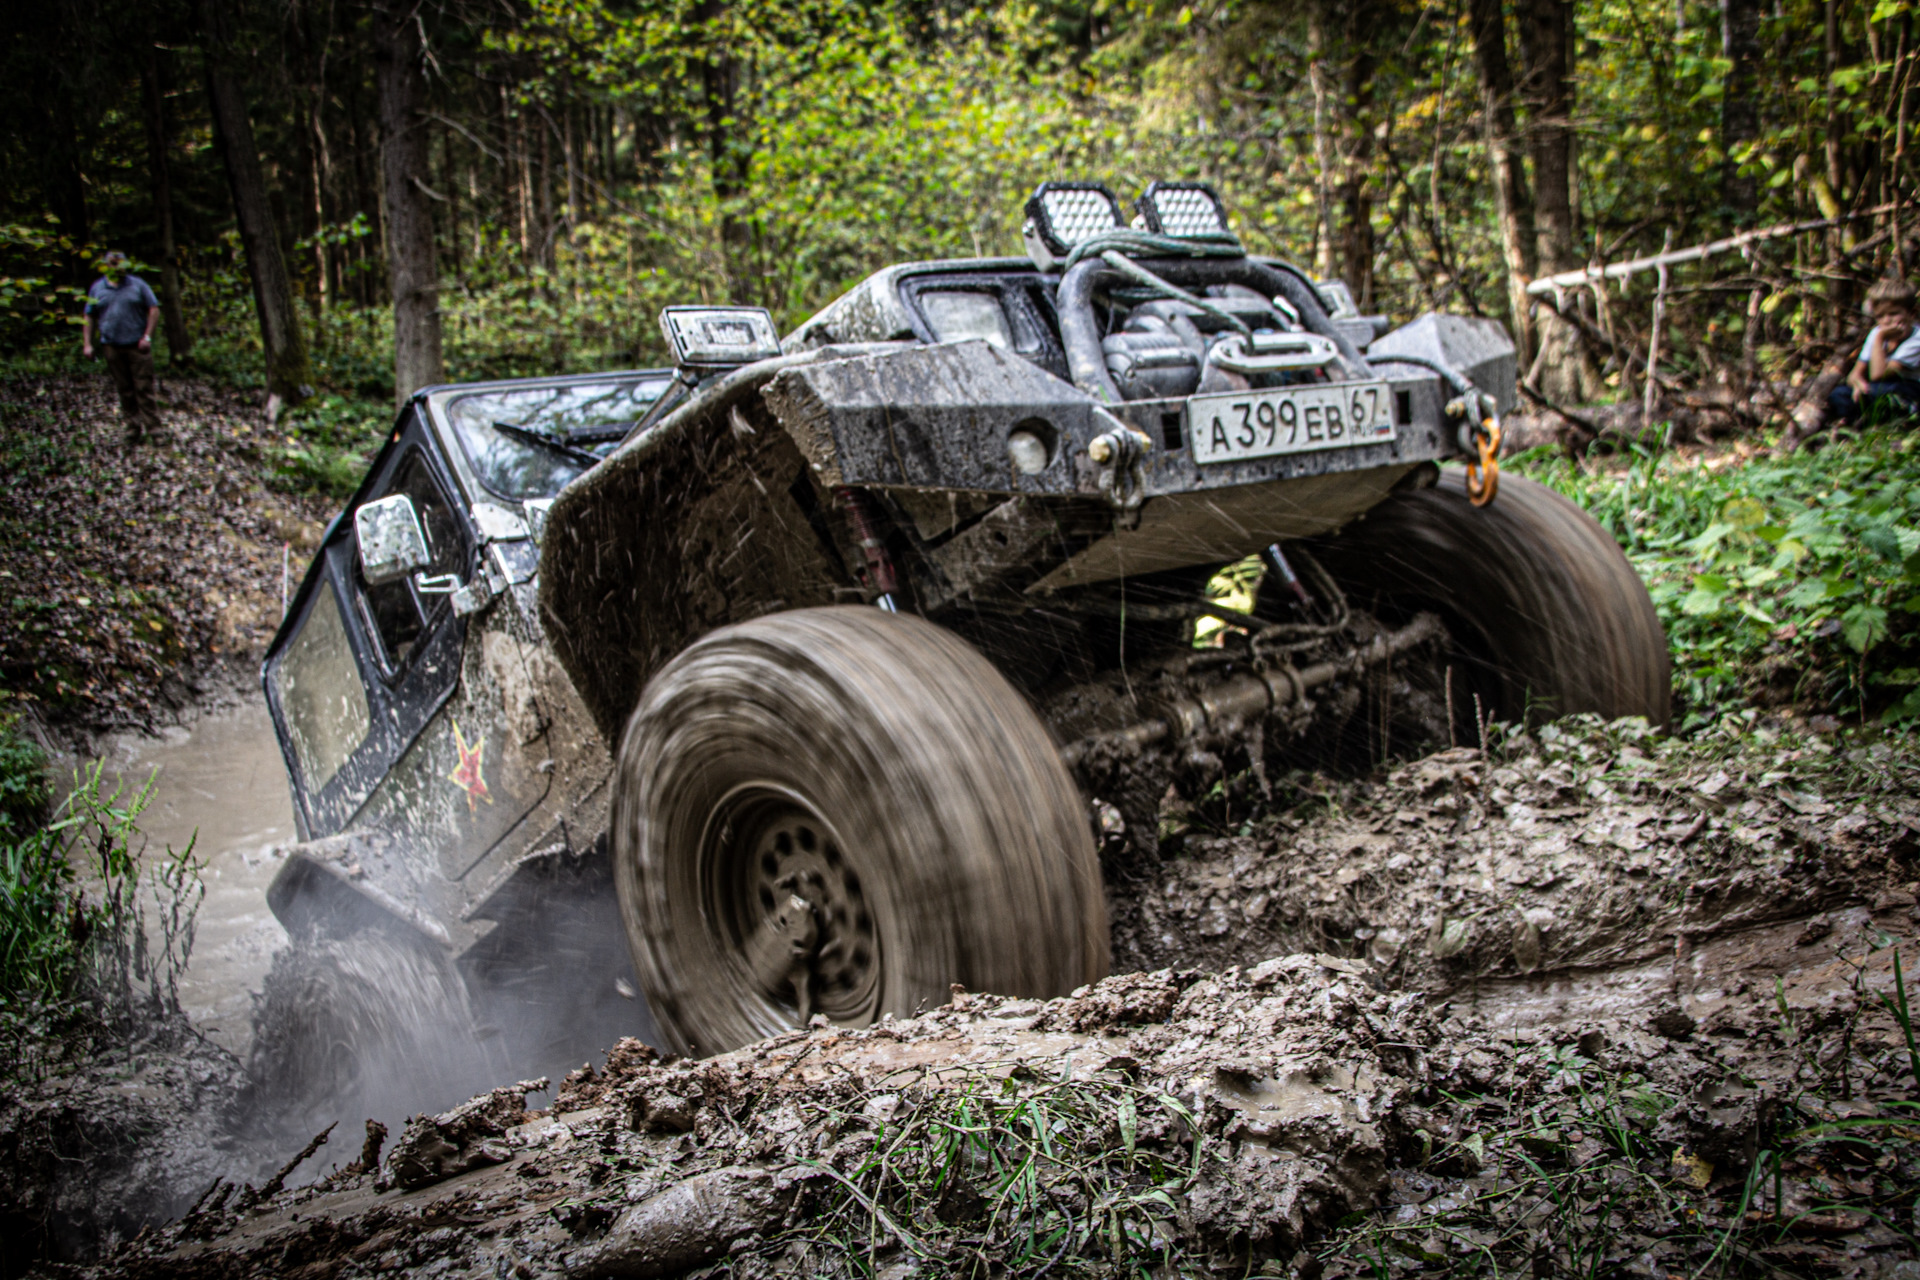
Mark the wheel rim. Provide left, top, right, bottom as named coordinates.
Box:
left=698, top=783, right=882, bottom=1027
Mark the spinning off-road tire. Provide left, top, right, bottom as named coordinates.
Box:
left=247, top=925, right=494, bottom=1139
left=1306, top=469, right=1670, bottom=728
left=612, top=606, right=1109, bottom=1057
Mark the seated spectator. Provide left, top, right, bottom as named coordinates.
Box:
left=1829, top=276, right=1920, bottom=426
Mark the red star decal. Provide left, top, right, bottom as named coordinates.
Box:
left=448, top=719, right=492, bottom=812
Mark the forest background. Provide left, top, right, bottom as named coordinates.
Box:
left=1, top=0, right=1915, bottom=423
left=4, top=0, right=1920, bottom=734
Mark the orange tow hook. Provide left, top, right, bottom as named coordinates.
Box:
left=1466, top=418, right=1501, bottom=507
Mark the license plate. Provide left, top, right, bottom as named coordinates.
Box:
left=1188, top=381, right=1396, bottom=465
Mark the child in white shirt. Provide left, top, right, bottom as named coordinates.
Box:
left=1829, top=276, right=1920, bottom=425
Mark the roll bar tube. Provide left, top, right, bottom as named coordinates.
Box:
left=1055, top=256, right=1373, bottom=403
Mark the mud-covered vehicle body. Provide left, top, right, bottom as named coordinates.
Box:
left=257, top=182, right=1668, bottom=1116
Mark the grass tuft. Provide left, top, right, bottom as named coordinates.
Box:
left=0, top=715, right=204, bottom=1082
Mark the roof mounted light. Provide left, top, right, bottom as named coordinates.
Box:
left=659, top=306, right=782, bottom=370
left=1023, top=182, right=1124, bottom=268
left=1136, top=181, right=1231, bottom=239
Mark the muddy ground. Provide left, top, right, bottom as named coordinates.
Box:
left=0, top=375, right=323, bottom=1273
left=36, top=715, right=1920, bottom=1280
left=9, top=375, right=1920, bottom=1277
left=69, top=695, right=297, bottom=1058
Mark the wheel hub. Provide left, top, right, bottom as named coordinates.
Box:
left=705, top=787, right=879, bottom=1025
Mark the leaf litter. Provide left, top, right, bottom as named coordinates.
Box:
left=0, top=376, right=329, bottom=730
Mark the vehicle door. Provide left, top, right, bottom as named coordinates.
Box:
left=265, top=406, right=476, bottom=840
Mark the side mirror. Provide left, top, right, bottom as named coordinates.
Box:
left=354, top=494, right=432, bottom=586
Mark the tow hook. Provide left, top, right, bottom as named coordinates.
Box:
left=1089, top=423, right=1151, bottom=525
left=1448, top=393, right=1503, bottom=508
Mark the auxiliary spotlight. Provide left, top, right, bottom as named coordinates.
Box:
left=658, top=306, right=783, bottom=369
left=1135, top=181, right=1232, bottom=239
left=1022, top=181, right=1124, bottom=265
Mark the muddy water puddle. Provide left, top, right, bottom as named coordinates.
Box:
left=69, top=695, right=293, bottom=1057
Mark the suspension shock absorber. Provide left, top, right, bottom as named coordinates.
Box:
left=835, top=486, right=900, bottom=612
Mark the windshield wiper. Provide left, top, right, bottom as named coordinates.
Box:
left=562, top=422, right=637, bottom=444
left=492, top=421, right=602, bottom=467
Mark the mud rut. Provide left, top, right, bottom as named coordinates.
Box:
left=31, top=703, right=1919, bottom=1278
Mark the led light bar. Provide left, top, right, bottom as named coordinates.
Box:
left=659, top=306, right=782, bottom=368
left=1024, top=182, right=1124, bottom=260
left=1136, top=181, right=1231, bottom=239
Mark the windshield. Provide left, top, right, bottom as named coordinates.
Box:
left=443, top=377, right=672, bottom=500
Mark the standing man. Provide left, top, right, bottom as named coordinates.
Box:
left=82, top=252, right=163, bottom=444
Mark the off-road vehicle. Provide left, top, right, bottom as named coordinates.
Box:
left=253, top=181, right=1667, bottom=1124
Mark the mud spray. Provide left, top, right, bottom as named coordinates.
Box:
left=61, top=698, right=624, bottom=1192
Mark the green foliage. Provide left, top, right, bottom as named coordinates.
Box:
left=0, top=715, right=50, bottom=844
left=1516, top=431, right=1920, bottom=728
left=0, top=719, right=203, bottom=1077
left=774, top=1071, right=1206, bottom=1273
left=0, top=219, right=89, bottom=350
left=0, top=718, right=64, bottom=1001
left=6, top=0, right=1916, bottom=403
left=268, top=393, right=391, bottom=500
left=1321, top=1050, right=1920, bottom=1277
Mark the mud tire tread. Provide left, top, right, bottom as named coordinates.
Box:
left=1306, top=470, right=1671, bottom=727
left=612, top=606, right=1109, bottom=1057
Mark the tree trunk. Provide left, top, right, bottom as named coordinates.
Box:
left=507, top=89, right=530, bottom=260
left=562, top=100, right=580, bottom=228
left=44, top=83, right=91, bottom=286
left=1719, top=0, right=1762, bottom=215
left=537, top=114, right=554, bottom=269
left=139, top=49, right=192, bottom=361
left=1519, top=0, right=1576, bottom=273
left=442, top=119, right=463, bottom=282
left=696, top=0, right=751, bottom=297
left=1306, top=0, right=1379, bottom=302
left=1518, top=0, right=1600, bottom=404
left=1470, top=0, right=1537, bottom=365
left=347, top=72, right=383, bottom=308
left=197, top=0, right=311, bottom=409
left=1823, top=0, right=1846, bottom=337
left=1336, top=9, right=1379, bottom=310
left=374, top=0, right=444, bottom=403
left=1306, top=4, right=1338, bottom=280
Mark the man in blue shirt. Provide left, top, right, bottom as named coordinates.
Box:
left=1828, top=277, right=1920, bottom=426
left=83, top=252, right=163, bottom=444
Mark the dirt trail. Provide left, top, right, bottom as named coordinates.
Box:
left=0, top=375, right=326, bottom=728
